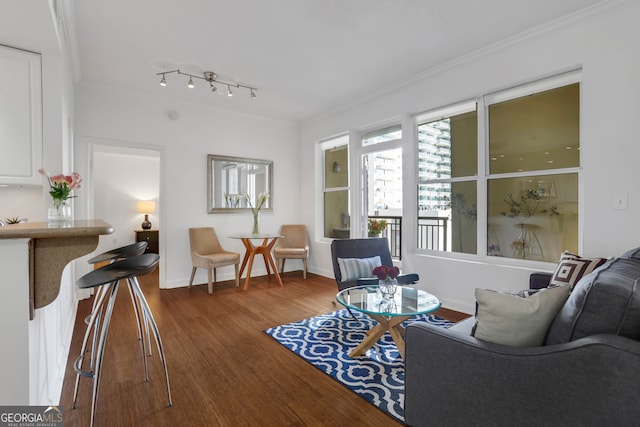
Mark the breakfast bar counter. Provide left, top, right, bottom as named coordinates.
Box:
left=0, top=219, right=114, bottom=318
left=0, top=219, right=113, bottom=405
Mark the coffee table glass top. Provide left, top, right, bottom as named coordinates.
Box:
left=336, top=285, right=440, bottom=317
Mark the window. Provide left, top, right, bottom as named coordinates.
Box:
left=417, top=102, right=478, bottom=254
left=487, top=81, right=579, bottom=262
left=416, top=72, right=581, bottom=262
left=322, top=135, right=349, bottom=239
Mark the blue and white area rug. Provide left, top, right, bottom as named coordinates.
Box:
left=264, top=309, right=453, bottom=423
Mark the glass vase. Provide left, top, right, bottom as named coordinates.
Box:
left=48, top=198, right=72, bottom=224
left=252, top=210, right=260, bottom=235
left=379, top=278, right=398, bottom=300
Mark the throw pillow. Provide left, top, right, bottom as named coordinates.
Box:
left=472, top=285, right=571, bottom=346
left=337, top=256, right=381, bottom=282
left=549, top=251, right=607, bottom=288
left=546, top=256, right=640, bottom=345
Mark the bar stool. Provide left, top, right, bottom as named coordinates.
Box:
left=73, top=253, right=172, bottom=427
left=72, top=242, right=150, bottom=410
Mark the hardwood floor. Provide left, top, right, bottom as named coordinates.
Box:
left=59, top=269, right=469, bottom=426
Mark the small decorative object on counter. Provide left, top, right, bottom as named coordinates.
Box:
left=39, top=168, right=82, bottom=224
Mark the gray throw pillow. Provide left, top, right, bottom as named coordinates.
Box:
left=473, top=285, right=570, bottom=347
left=546, top=256, right=640, bottom=345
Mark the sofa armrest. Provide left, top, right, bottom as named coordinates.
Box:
left=529, top=272, right=553, bottom=289
left=404, top=322, right=640, bottom=427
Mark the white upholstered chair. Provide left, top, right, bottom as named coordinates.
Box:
left=273, top=224, right=309, bottom=279
left=188, top=227, right=240, bottom=294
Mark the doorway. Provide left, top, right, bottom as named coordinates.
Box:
left=90, top=142, right=163, bottom=284
left=361, top=147, right=403, bottom=258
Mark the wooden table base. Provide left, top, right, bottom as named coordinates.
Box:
left=238, top=237, right=283, bottom=291
left=348, top=314, right=410, bottom=359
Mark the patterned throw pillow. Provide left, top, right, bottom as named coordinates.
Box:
left=337, top=256, right=381, bottom=282
left=549, top=251, right=607, bottom=288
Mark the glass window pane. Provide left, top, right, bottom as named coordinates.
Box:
left=362, top=124, right=402, bottom=146
left=418, top=110, right=477, bottom=179
left=366, top=148, right=403, bottom=216
left=324, top=190, right=350, bottom=239
left=324, top=145, right=348, bottom=189
left=418, top=181, right=477, bottom=254
left=487, top=173, right=578, bottom=262
left=489, top=83, right=580, bottom=174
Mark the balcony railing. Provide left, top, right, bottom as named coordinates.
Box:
left=368, top=215, right=449, bottom=260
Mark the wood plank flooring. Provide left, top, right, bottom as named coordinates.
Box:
left=59, top=269, right=469, bottom=426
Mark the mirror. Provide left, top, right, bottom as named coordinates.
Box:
left=207, top=154, right=273, bottom=213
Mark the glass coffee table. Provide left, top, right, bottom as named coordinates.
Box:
left=336, top=285, right=440, bottom=359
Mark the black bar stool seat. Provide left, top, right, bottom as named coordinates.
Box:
left=78, top=253, right=160, bottom=288
left=87, top=241, right=148, bottom=264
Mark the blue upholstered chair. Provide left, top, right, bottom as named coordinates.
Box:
left=330, top=238, right=419, bottom=291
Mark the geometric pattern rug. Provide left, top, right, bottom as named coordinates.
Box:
left=264, top=309, right=453, bottom=423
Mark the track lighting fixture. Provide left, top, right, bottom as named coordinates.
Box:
left=156, top=69, right=257, bottom=99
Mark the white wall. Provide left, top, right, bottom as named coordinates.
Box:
left=0, top=186, right=43, bottom=222
left=300, top=3, right=640, bottom=314
left=74, top=84, right=300, bottom=288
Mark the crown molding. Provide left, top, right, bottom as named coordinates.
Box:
left=49, top=0, right=81, bottom=82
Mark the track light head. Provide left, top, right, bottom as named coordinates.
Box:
left=187, top=77, right=195, bottom=89
left=160, top=74, right=167, bottom=87
left=210, top=83, right=217, bottom=93
left=227, top=86, right=233, bottom=97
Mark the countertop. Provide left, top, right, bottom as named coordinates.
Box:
left=0, top=219, right=114, bottom=239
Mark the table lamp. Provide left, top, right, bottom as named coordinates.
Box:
left=137, top=200, right=156, bottom=230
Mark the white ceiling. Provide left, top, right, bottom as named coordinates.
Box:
left=4, top=1, right=608, bottom=122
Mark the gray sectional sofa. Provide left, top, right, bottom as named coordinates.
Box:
left=404, top=247, right=640, bottom=427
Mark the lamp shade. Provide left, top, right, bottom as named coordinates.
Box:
left=137, top=200, right=156, bottom=214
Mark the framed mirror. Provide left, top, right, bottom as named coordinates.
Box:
left=207, top=154, right=273, bottom=213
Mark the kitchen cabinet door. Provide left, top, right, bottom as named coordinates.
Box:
left=0, top=45, right=42, bottom=186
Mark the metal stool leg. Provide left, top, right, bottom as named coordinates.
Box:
left=126, top=278, right=153, bottom=357
left=72, top=283, right=110, bottom=409
left=130, top=276, right=173, bottom=406
left=90, top=280, right=120, bottom=427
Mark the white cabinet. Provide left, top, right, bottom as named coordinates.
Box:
left=0, top=45, right=42, bottom=186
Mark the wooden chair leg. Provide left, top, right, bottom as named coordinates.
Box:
left=214, top=268, right=217, bottom=288
left=207, top=269, right=213, bottom=294
left=234, top=264, right=239, bottom=287
left=280, top=258, right=286, bottom=274
left=303, top=259, right=307, bottom=279
left=188, top=267, right=197, bottom=288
